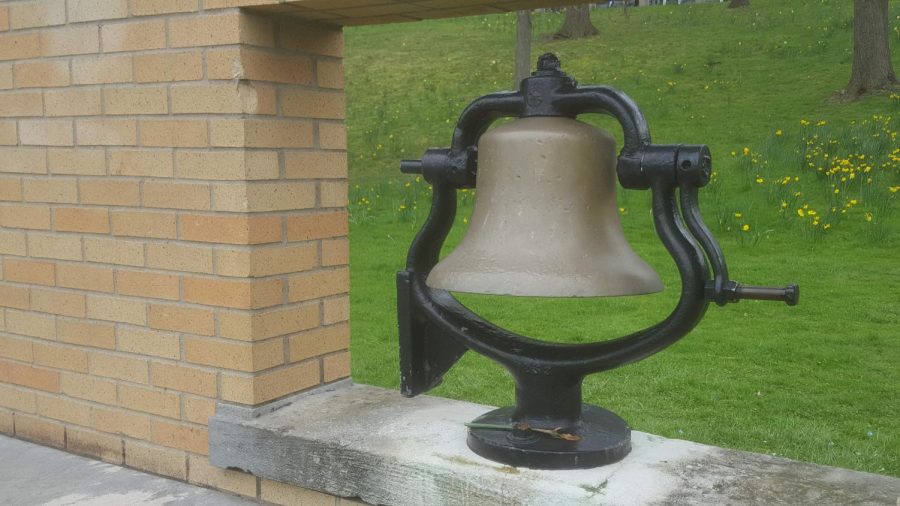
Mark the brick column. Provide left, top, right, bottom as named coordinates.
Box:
left=0, top=2, right=348, bottom=502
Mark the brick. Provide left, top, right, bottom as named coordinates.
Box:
left=110, top=149, right=173, bottom=177
left=19, top=120, right=74, bottom=148
left=5, top=309, right=55, bottom=339
left=61, top=372, right=117, bottom=405
left=211, top=119, right=313, bottom=148
left=319, top=181, right=347, bottom=208
left=57, top=264, right=114, bottom=293
left=41, top=25, right=100, bottom=57
left=170, top=12, right=272, bottom=48
left=0, top=284, right=30, bottom=311
left=84, top=237, right=145, bottom=266
left=184, top=336, right=282, bottom=372
left=0, top=7, right=6, bottom=32
left=180, top=214, right=280, bottom=244
left=146, top=243, right=213, bottom=274
left=104, top=87, right=169, bottom=115
left=189, top=455, right=257, bottom=497
left=0, top=411, right=11, bottom=436
left=93, top=406, right=151, bottom=440
left=149, top=304, right=214, bottom=336
left=101, top=19, right=165, bottom=52
left=0, top=177, right=21, bottom=201
left=111, top=211, right=177, bottom=239
left=14, top=414, right=65, bottom=448
left=152, top=420, right=209, bottom=455
left=80, top=180, right=141, bottom=206
left=284, top=151, right=347, bottom=180
left=220, top=361, right=319, bottom=405
left=57, top=319, right=116, bottom=349
left=1, top=360, right=60, bottom=392
left=207, top=47, right=312, bottom=85
left=22, top=177, right=78, bottom=202
left=3, top=258, right=54, bottom=286
left=0, top=64, right=9, bottom=89
left=0, top=33, right=41, bottom=61
left=72, top=55, right=133, bottom=85
left=185, top=277, right=282, bottom=310
left=9, top=1, right=66, bottom=30
left=317, top=59, right=344, bottom=89
left=54, top=207, right=110, bottom=234
left=45, top=89, right=103, bottom=117
left=212, top=182, right=315, bottom=212
left=0, top=335, right=33, bottom=362
left=175, top=150, right=279, bottom=181
left=116, top=270, right=179, bottom=300
left=151, top=362, right=216, bottom=397
left=143, top=181, right=210, bottom=210
left=0, top=203, right=49, bottom=230
left=288, top=323, right=349, bottom=362
left=31, top=288, right=85, bottom=317
left=48, top=148, right=105, bottom=175
left=0, top=91, right=43, bottom=117
left=135, top=51, right=203, bottom=83
left=286, top=211, right=348, bottom=241
left=119, top=383, right=179, bottom=418
left=216, top=243, right=317, bottom=278
left=219, top=303, right=318, bottom=342
left=318, top=122, right=346, bottom=150
left=279, top=21, right=342, bottom=57
left=171, top=82, right=276, bottom=115
left=321, top=239, right=349, bottom=268
left=77, top=119, right=137, bottom=146
left=0, top=383, right=36, bottom=412
left=86, top=295, right=147, bottom=325
left=28, top=233, right=82, bottom=260
left=281, top=89, right=345, bottom=120
left=0, top=148, right=47, bottom=175
left=261, top=479, right=337, bottom=506
left=14, top=61, right=70, bottom=88
left=131, top=0, right=199, bottom=16
left=90, top=352, right=148, bottom=383
left=0, top=230, right=27, bottom=256
left=288, top=268, right=349, bottom=303
left=323, top=295, right=349, bottom=324
left=33, top=342, right=88, bottom=373
left=37, top=394, right=92, bottom=426
left=117, top=327, right=179, bottom=360
left=0, top=122, right=16, bottom=146
left=68, top=0, right=129, bottom=22
left=67, top=427, right=124, bottom=464
left=183, top=395, right=215, bottom=425
left=125, top=441, right=186, bottom=480
left=324, top=351, right=349, bottom=382
left=140, top=120, right=207, bottom=148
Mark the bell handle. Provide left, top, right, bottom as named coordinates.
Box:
left=552, top=85, right=652, bottom=156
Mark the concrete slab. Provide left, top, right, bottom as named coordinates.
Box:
left=210, top=383, right=900, bottom=506
left=0, top=436, right=254, bottom=506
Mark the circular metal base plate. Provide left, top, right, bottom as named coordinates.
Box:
left=466, top=405, right=631, bottom=469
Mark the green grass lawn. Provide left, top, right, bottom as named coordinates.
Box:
left=343, top=0, right=899, bottom=476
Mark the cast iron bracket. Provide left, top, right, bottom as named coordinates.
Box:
left=397, top=54, right=798, bottom=469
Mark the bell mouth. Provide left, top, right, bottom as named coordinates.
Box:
left=426, top=259, right=664, bottom=298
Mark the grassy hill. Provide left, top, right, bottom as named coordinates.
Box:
left=343, top=0, right=899, bottom=476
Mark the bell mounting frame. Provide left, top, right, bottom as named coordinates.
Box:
left=397, top=53, right=798, bottom=470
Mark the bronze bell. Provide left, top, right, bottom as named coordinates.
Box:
left=426, top=116, right=664, bottom=297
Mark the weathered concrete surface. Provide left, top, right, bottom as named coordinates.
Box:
left=0, top=435, right=253, bottom=506
left=210, top=383, right=900, bottom=506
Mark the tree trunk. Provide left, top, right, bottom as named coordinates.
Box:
left=845, top=0, right=898, bottom=96
left=553, top=5, right=599, bottom=40
left=515, top=11, right=532, bottom=87
left=728, top=0, right=750, bottom=8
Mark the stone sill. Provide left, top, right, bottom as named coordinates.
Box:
left=209, top=382, right=900, bottom=505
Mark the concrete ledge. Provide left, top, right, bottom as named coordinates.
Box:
left=210, top=384, right=900, bottom=505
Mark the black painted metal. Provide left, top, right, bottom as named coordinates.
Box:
left=396, top=53, right=799, bottom=469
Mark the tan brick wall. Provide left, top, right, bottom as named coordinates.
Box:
left=0, top=2, right=353, bottom=504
